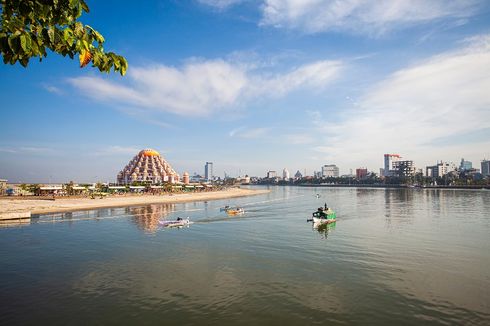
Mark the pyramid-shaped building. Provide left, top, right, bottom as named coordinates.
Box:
left=117, top=149, right=180, bottom=184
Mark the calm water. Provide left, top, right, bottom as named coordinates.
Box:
left=1, top=186, right=489, bottom=325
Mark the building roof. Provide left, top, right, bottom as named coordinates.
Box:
left=139, top=148, right=160, bottom=157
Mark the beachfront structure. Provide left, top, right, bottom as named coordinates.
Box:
left=482, top=159, right=490, bottom=177
left=383, top=154, right=401, bottom=177
left=117, top=149, right=180, bottom=184
left=0, top=179, right=7, bottom=195
left=282, top=168, right=290, bottom=180
left=205, top=162, right=213, bottom=181
left=322, top=164, right=339, bottom=178
left=183, top=172, right=190, bottom=185
left=426, top=161, right=455, bottom=178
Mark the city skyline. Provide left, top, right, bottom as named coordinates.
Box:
left=1, top=1, right=490, bottom=182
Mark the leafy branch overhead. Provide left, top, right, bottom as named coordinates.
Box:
left=0, top=0, right=127, bottom=75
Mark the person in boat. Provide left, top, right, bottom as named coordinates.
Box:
left=177, top=217, right=182, bottom=221
left=316, top=207, right=327, bottom=218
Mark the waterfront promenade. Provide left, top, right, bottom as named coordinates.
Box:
left=0, top=187, right=269, bottom=215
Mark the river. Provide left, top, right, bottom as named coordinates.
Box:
left=1, top=186, right=489, bottom=325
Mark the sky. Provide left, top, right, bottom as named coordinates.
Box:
left=1, top=0, right=490, bottom=183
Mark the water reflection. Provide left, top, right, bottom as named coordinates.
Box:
left=313, top=221, right=336, bottom=239
left=130, top=204, right=175, bottom=233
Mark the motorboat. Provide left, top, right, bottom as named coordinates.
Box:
left=159, top=217, right=192, bottom=228
left=220, top=205, right=231, bottom=212
left=226, top=208, right=244, bottom=216
left=309, top=207, right=336, bottom=224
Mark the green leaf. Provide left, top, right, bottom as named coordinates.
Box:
left=20, top=35, right=28, bottom=52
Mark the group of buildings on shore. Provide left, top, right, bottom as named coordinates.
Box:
left=2, top=149, right=490, bottom=196
left=261, top=154, right=490, bottom=184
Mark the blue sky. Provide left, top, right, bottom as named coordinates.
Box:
left=1, top=0, right=490, bottom=183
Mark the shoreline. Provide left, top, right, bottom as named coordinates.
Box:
left=0, top=188, right=270, bottom=215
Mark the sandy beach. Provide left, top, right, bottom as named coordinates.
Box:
left=0, top=188, right=270, bottom=215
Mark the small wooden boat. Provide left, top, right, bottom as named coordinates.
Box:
left=159, top=217, right=192, bottom=228
left=226, top=208, right=244, bottom=216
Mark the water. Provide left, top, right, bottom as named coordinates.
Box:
left=1, top=186, right=489, bottom=325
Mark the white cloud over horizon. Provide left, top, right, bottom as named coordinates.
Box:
left=305, top=34, right=490, bottom=171
left=69, top=58, right=343, bottom=117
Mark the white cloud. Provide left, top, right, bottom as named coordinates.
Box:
left=43, top=84, right=63, bottom=95
left=260, top=0, right=483, bottom=35
left=308, top=34, right=490, bottom=170
left=255, top=60, right=342, bottom=96
left=198, top=0, right=244, bottom=9
left=70, top=58, right=342, bottom=117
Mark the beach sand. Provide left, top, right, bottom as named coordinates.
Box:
left=0, top=188, right=270, bottom=215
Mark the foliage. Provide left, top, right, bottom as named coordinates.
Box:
left=0, top=0, right=127, bottom=75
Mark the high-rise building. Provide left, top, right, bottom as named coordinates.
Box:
left=282, top=168, right=290, bottom=180
left=205, top=162, right=213, bottom=181
left=481, top=159, right=490, bottom=177
left=117, top=149, right=180, bottom=184
left=383, top=154, right=401, bottom=177
left=356, top=168, right=368, bottom=179
left=267, top=171, right=277, bottom=178
left=459, top=158, right=472, bottom=171
left=426, top=161, right=455, bottom=178
left=321, top=164, right=339, bottom=178
left=393, top=160, right=416, bottom=177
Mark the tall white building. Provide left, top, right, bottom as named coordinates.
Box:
left=282, top=168, right=290, bottom=180
left=383, top=154, right=401, bottom=177
left=321, top=164, right=339, bottom=178
left=267, top=171, right=277, bottom=178
left=205, top=162, right=213, bottom=181
left=426, top=161, right=455, bottom=178
left=481, top=159, right=490, bottom=176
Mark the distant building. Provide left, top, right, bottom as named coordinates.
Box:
left=393, top=160, right=416, bottom=177
left=426, top=161, right=455, bottom=178
left=482, top=159, right=490, bottom=177
left=321, top=164, right=339, bottom=178
left=182, top=172, right=190, bottom=185
left=282, top=168, right=290, bottom=180
left=383, top=154, right=401, bottom=177
left=356, top=168, right=368, bottom=180
left=117, top=149, right=180, bottom=184
left=0, top=179, right=7, bottom=195
left=294, top=170, right=303, bottom=179
left=205, top=162, right=213, bottom=181
left=267, top=171, right=277, bottom=178
left=459, top=158, right=472, bottom=171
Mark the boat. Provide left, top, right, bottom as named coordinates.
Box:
left=159, top=217, right=192, bottom=228
left=220, top=205, right=231, bottom=212
left=226, top=208, right=244, bottom=216
left=309, top=208, right=336, bottom=224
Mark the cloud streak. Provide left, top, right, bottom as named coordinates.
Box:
left=259, top=0, right=484, bottom=35
left=69, top=58, right=342, bottom=117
